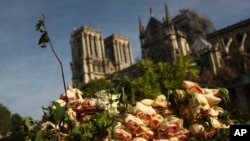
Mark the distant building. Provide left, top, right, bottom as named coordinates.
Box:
left=205, top=19, right=250, bottom=74
left=70, top=3, right=250, bottom=85
left=70, top=26, right=133, bottom=85
left=139, top=3, right=250, bottom=77
left=138, top=4, right=190, bottom=63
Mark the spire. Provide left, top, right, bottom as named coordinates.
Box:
left=165, top=2, right=172, bottom=24
left=163, top=2, right=175, bottom=35
left=149, top=7, right=154, bottom=17
left=138, top=15, right=144, bottom=38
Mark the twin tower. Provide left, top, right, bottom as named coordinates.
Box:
left=70, top=26, right=133, bottom=85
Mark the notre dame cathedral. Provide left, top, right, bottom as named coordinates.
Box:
left=138, top=5, right=190, bottom=64
left=70, top=26, right=133, bottom=85
left=70, top=3, right=250, bottom=86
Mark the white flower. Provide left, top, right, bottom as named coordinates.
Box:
left=95, top=90, right=120, bottom=116
left=189, top=93, right=211, bottom=118
left=95, top=90, right=109, bottom=110
left=107, top=101, right=120, bottom=116
left=203, top=93, right=221, bottom=106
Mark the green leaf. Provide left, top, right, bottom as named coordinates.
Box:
left=51, top=101, right=65, bottom=124
left=24, top=116, right=34, bottom=127
left=34, top=130, right=45, bottom=141
left=219, top=88, right=230, bottom=103
left=38, top=32, right=50, bottom=48
left=36, top=20, right=44, bottom=31
left=121, top=91, right=128, bottom=103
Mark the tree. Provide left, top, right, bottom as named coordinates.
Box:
left=174, top=9, right=215, bottom=45
left=0, top=103, right=12, bottom=137
left=10, top=114, right=23, bottom=136
left=80, top=78, right=114, bottom=97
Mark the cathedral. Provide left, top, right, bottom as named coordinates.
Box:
left=138, top=3, right=250, bottom=76
left=138, top=4, right=190, bottom=63
left=70, top=3, right=250, bottom=85
left=70, top=26, right=133, bottom=85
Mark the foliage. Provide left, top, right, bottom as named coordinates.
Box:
left=36, top=19, right=49, bottom=48
left=22, top=116, right=39, bottom=140
left=69, top=112, right=114, bottom=140
left=10, top=114, right=24, bottom=136
left=0, top=103, right=26, bottom=139
left=218, top=110, right=250, bottom=125
left=134, top=59, right=161, bottom=99
left=112, top=73, right=136, bottom=106
left=80, top=78, right=114, bottom=98
left=0, top=103, right=12, bottom=137
left=134, top=55, right=200, bottom=100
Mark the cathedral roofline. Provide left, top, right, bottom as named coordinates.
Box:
left=71, top=25, right=100, bottom=35
left=206, top=18, right=250, bottom=38
left=104, top=33, right=129, bottom=41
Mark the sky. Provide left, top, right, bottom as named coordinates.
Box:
left=0, top=0, right=249, bottom=120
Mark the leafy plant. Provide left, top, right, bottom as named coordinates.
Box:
left=112, top=73, right=136, bottom=105
left=133, top=55, right=200, bottom=100
left=80, top=78, right=114, bottom=98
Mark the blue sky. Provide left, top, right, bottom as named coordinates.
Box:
left=0, top=0, right=249, bottom=120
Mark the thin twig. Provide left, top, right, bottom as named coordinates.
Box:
left=41, top=15, right=68, bottom=100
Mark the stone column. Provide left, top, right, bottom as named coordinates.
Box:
left=209, top=49, right=216, bottom=74
left=85, top=34, right=91, bottom=57
left=119, top=42, right=124, bottom=63
left=99, top=36, right=105, bottom=59
left=223, top=37, right=232, bottom=54
left=239, top=32, right=247, bottom=52
left=93, top=36, right=98, bottom=58
left=81, top=33, right=87, bottom=57
left=127, top=43, right=133, bottom=64
left=90, top=35, right=95, bottom=57
left=113, top=41, right=119, bottom=70
left=123, top=43, right=128, bottom=63
left=96, top=36, right=102, bottom=59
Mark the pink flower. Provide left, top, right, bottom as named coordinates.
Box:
left=125, top=114, right=144, bottom=132
left=114, top=122, right=132, bottom=141
left=134, top=102, right=157, bottom=124
left=134, top=126, right=154, bottom=140
left=149, top=114, right=163, bottom=129
left=156, top=116, right=184, bottom=138
left=182, top=80, right=203, bottom=93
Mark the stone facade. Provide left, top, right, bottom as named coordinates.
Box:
left=139, top=4, right=190, bottom=63
left=70, top=26, right=133, bottom=85
left=139, top=4, right=250, bottom=77
left=205, top=19, right=250, bottom=74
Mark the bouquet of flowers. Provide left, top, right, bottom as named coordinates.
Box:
left=25, top=80, right=234, bottom=141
